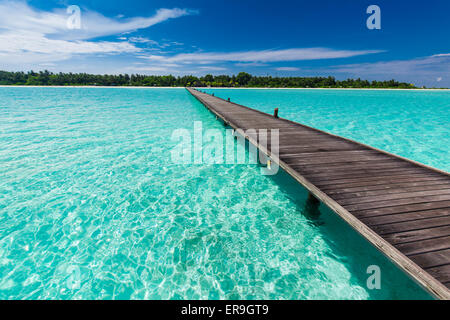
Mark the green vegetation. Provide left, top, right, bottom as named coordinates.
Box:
left=0, top=70, right=418, bottom=88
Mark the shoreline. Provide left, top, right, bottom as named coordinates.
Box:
left=0, top=85, right=448, bottom=91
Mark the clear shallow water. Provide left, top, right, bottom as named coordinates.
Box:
left=205, top=89, right=450, bottom=172
left=0, top=87, right=432, bottom=299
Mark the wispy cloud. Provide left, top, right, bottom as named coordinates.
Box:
left=0, top=31, right=137, bottom=55
left=128, top=66, right=174, bottom=73
left=432, top=53, right=450, bottom=58
left=128, top=36, right=159, bottom=45
left=330, top=54, right=450, bottom=75
left=315, top=54, right=450, bottom=86
left=198, top=66, right=227, bottom=71
left=144, top=48, right=383, bottom=64
left=275, top=67, right=300, bottom=71
left=235, top=62, right=268, bottom=67
left=0, top=1, right=195, bottom=67
left=0, top=1, right=196, bottom=40
left=60, top=8, right=195, bottom=40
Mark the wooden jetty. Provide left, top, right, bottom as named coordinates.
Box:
left=187, top=87, right=450, bottom=299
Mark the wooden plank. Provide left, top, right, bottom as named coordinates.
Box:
left=361, top=208, right=450, bottom=225
left=291, top=163, right=416, bottom=176
left=395, top=236, right=450, bottom=255
left=312, top=172, right=441, bottom=185
left=424, top=265, right=450, bottom=286
left=353, top=201, right=450, bottom=218
left=280, top=149, right=381, bottom=157
left=345, top=194, right=450, bottom=212
left=284, top=154, right=390, bottom=164
left=277, top=141, right=361, bottom=149
left=278, top=145, right=365, bottom=154
left=318, top=176, right=448, bottom=191
left=290, top=159, right=418, bottom=171
left=302, top=167, right=423, bottom=180
left=307, top=169, right=434, bottom=184
left=331, top=184, right=450, bottom=200
left=317, top=178, right=447, bottom=193
left=409, top=249, right=450, bottom=269
left=324, top=180, right=450, bottom=195
left=382, top=226, right=450, bottom=245
left=277, top=145, right=363, bottom=153
left=370, top=216, right=450, bottom=235
left=339, top=189, right=450, bottom=206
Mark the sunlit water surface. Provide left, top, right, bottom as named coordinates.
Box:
left=0, top=87, right=440, bottom=299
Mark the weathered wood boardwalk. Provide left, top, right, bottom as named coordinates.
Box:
left=187, top=88, right=450, bottom=299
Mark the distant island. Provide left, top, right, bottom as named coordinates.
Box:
left=0, top=70, right=431, bottom=89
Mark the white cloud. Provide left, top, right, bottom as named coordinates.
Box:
left=315, top=54, right=450, bottom=87
left=0, top=31, right=137, bottom=55
left=144, top=48, right=383, bottom=64
left=329, top=54, right=450, bottom=76
left=0, top=1, right=195, bottom=40
left=39, top=63, right=57, bottom=67
left=0, top=1, right=194, bottom=67
left=128, top=36, right=159, bottom=45
left=63, top=8, right=195, bottom=40
left=129, top=66, right=172, bottom=72
left=432, top=53, right=450, bottom=58
left=198, top=66, right=227, bottom=71
left=275, top=67, right=300, bottom=71
left=235, top=62, right=268, bottom=67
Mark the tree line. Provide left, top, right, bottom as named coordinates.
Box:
left=0, top=70, right=417, bottom=88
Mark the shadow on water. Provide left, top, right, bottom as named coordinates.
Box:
left=303, top=193, right=322, bottom=223
left=265, top=168, right=433, bottom=299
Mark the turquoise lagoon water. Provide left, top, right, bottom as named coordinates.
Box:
left=0, top=87, right=440, bottom=300
left=205, top=88, right=450, bottom=172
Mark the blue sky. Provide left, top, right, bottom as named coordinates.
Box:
left=0, top=0, right=449, bottom=86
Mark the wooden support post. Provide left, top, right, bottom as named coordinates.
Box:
left=307, top=192, right=320, bottom=205
left=274, top=108, right=279, bottom=118
left=304, top=192, right=321, bottom=220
